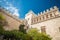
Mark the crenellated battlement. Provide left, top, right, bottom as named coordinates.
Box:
left=38, top=6, right=59, bottom=15
left=31, top=6, right=60, bottom=25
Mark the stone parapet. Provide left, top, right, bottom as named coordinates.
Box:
left=31, top=6, right=60, bottom=25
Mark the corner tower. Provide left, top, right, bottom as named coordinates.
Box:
left=25, top=10, right=37, bottom=28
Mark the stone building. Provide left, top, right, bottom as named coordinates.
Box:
left=25, top=6, right=60, bottom=40
left=0, top=7, right=23, bottom=30
left=0, top=6, right=60, bottom=40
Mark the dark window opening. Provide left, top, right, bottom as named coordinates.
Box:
left=41, top=26, right=46, bottom=33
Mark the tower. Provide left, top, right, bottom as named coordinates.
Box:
left=25, top=10, right=37, bottom=28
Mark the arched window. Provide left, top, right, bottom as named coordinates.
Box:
left=37, top=18, right=38, bottom=22
left=50, top=14, right=53, bottom=17
left=46, top=14, right=49, bottom=18
left=40, top=17, right=41, bottom=20
left=42, top=15, right=45, bottom=20
left=41, top=26, right=46, bottom=33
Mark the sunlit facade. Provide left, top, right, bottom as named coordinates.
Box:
left=25, top=6, right=60, bottom=40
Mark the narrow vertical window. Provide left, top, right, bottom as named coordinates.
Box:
left=40, top=17, right=41, bottom=20
left=50, top=14, right=53, bottom=17
left=42, top=15, right=44, bottom=20
left=37, top=18, right=38, bottom=22
left=41, top=26, right=46, bottom=33
left=46, top=14, right=49, bottom=18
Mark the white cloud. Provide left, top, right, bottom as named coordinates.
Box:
left=7, top=6, right=19, bottom=17
left=3, top=0, right=20, bottom=17
left=5, top=4, right=20, bottom=17
left=13, top=10, right=19, bottom=17
left=13, top=8, right=19, bottom=17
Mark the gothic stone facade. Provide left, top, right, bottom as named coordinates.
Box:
left=0, top=6, right=60, bottom=40
left=25, top=6, right=60, bottom=40
left=0, top=8, right=23, bottom=30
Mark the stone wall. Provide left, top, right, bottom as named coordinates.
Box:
left=0, top=8, right=23, bottom=30
left=31, top=6, right=60, bottom=25
left=31, top=17, right=60, bottom=40
left=25, top=6, right=60, bottom=40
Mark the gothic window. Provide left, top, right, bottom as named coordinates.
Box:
left=42, top=15, right=44, bottom=20
left=50, top=14, right=53, bottom=17
left=39, top=17, right=41, bottom=22
left=41, top=26, right=46, bottom=33
left=46, top=14, right=49, bottom=18
left=37, top=18, right=38, bottom=22
left=40, top=17, right=41, bottom=20
left=59, top=27, right=60, bottom=32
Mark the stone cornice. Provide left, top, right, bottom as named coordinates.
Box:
left=31, top=15, right=60, bottom=25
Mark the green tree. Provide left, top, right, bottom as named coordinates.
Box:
left=28, top=28, right=51, bottom=40
left=3, top=30, right=25, bottom=40
left=0, top=13, right=8, bottom=26
left=0, top=13, right=8, bottom=40
left=11, top=30, right=32, bottom=40
left=0, top=13, right=6, bottom=35
left=11, top=30, right=23, bottom=40
left=3, top=31, right=14, bottom=40
left=0, top=13, right=5, bottom=26
left=24, top=34, right=33, bottom=40
left=19, top=24, right=26, bottom=34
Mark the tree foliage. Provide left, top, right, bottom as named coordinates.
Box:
left=0, top=13, right=6, bottom=35
left=0, top=12, right=52, bottom=40
left=2, top=30, right=31, bottom=40
left=28, top=28, right=52, bottom=40
left=0, top=13, right=8, bottom=26
left=3, top=30, right=24, bottom=40
left=19, top=24, right=26, bottom=34
left=0, top=13, right=5, bottom=20
left=0, top=13, right=31, bottom=40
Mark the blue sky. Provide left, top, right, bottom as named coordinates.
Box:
left=0, top=0, right=60, bottom=19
